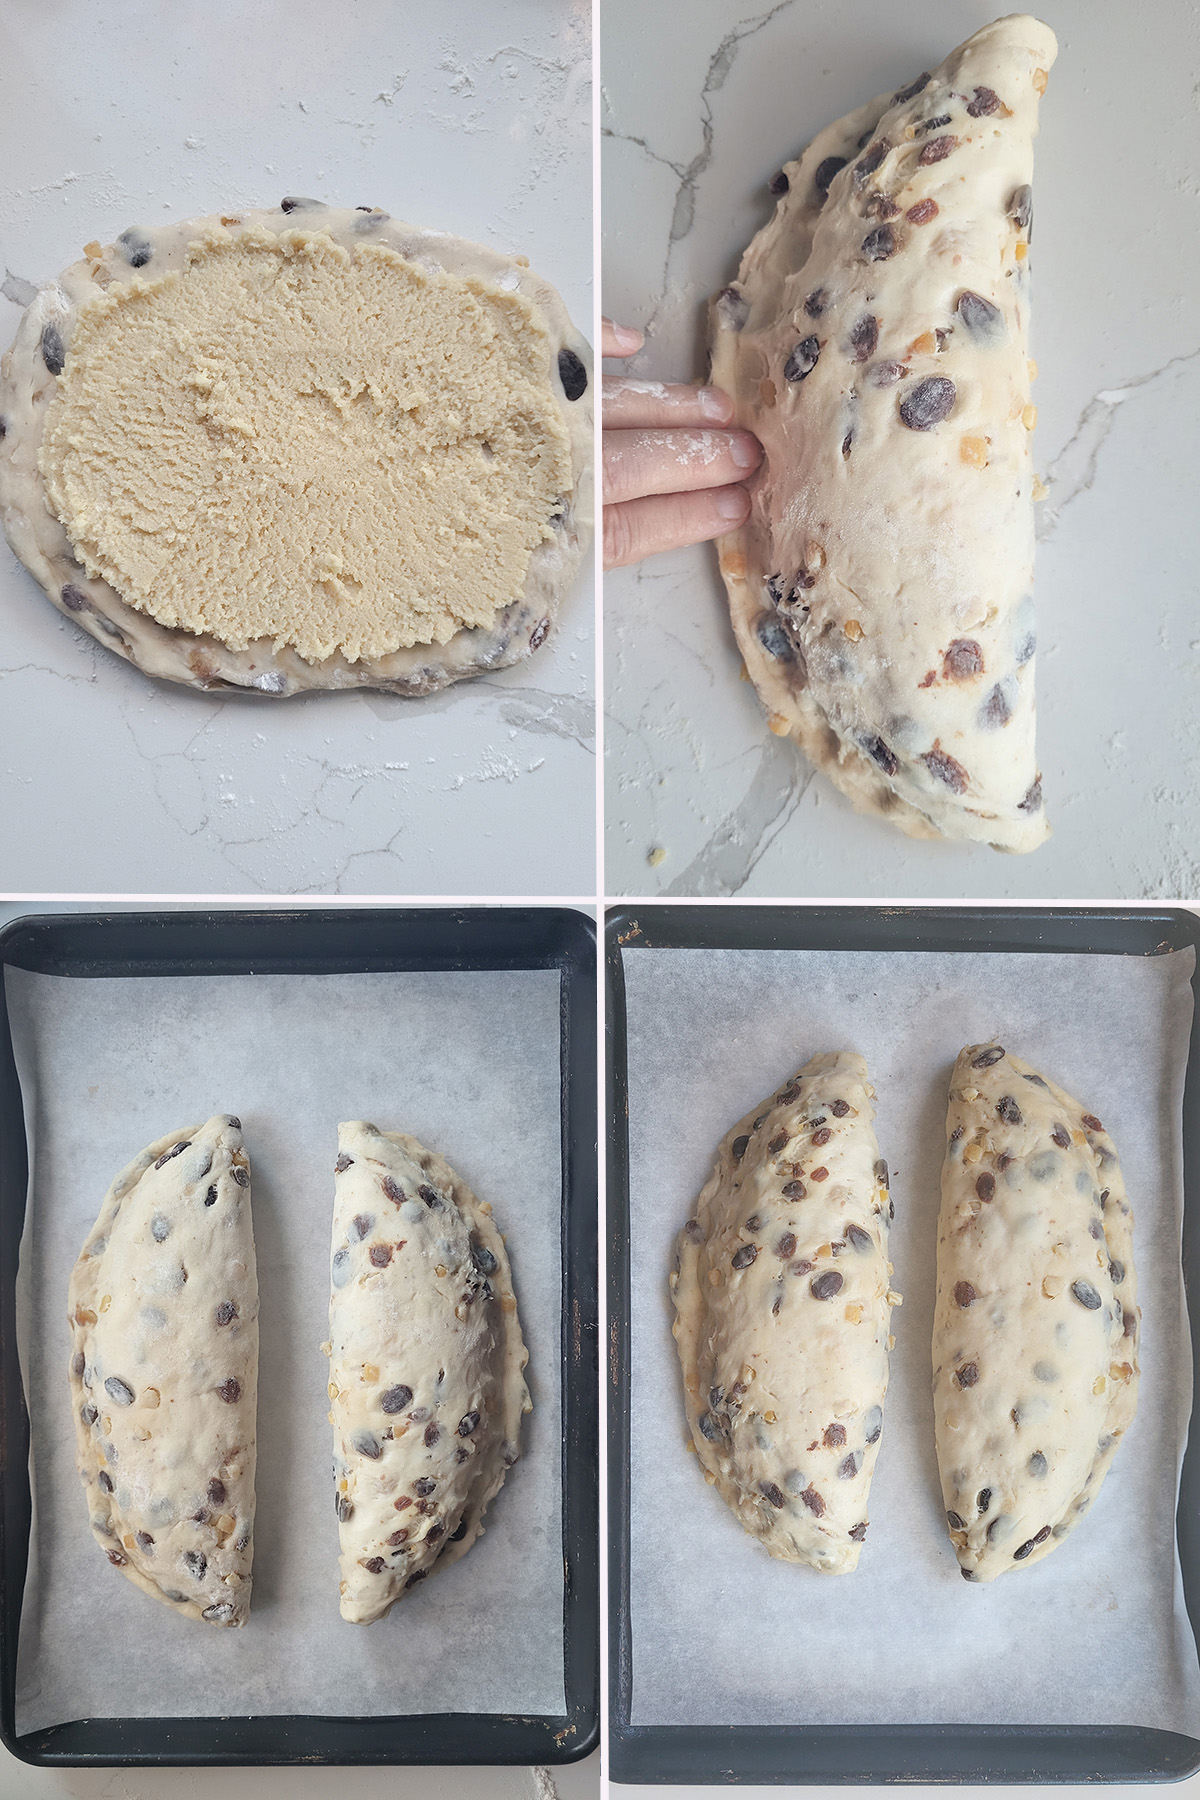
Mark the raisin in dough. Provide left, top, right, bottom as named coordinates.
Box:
left=711, top=16, right=1056, bottom=852
left=67, top=1116, right=258, bottom=1625
left=671, top=1052, right=900, bottom=1572
left=933, top=1044, right=1139, bottom=1581
left=327, top=1123, right=531, bottom=1624
left=0, top=201, right=592, bottom=695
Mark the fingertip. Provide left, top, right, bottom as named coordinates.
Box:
left=727, top=431, right=762, bottom=471
left=697, top=385, right=735, bottom=423
left=602, top=316, right=645, bottom=355
left=714, top=484, right=752, bottom=523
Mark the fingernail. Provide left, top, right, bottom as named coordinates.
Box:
left=603, top=317, right=644, bottom=350
left=715, top=485, right=750, bottom=521
left=728, top=432, right=761, bottom=469
left=698, top=386, right=733, bottom=421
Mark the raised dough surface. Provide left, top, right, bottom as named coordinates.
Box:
left=67, top=1115, right=258, bottom=1625
left=711, top=15, right=1056, bottom=852
left=671, top=1052, right=899, bottom=1573
left=0, top=202, right=592, bottom=695
left=328, top=1123, right=530, bottom=1625
left=933, top=1044, right=1138, bottom=1581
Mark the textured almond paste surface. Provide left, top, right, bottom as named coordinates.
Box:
left=39, top=225, right=574, bottom=662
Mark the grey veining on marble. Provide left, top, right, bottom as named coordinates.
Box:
left=602, top=0, right=1200, bottom=899
left=0, top=0, right=594, bottom=896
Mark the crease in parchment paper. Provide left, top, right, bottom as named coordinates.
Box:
left=623, top=946, right=1200, bottom=1733
left=7, top=966, right=566, bottom=1731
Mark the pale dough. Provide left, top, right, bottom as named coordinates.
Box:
left=0, top=201, right=592, bottom=694
left=327, top=1123, right=530, bottom=1625
left=671, top=1052, right=900, bottom=1573
left=932, top=1043, right=1138, bottom=1581
left=67, top=1116, right=258, bottom=1625
left=711, top=16, right=1056, bottom=851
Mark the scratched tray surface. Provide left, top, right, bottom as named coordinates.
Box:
left=0, top=909, right=597, bottom=1765
left=608, top=908, right=1200, bottom=1784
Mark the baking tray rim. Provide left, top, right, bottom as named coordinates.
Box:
left=0, top=904, right=599, bottom=1767
left=605, top=903, right=1200, bottom=1786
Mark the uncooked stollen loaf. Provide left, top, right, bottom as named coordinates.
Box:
left=67, top=1115, right=258, bottom=1625
left=327, top=1122, right=530, bottom=1625
left=671, top=1052, right=899, bottom=1573
left=933, top=1043, right=1138, bottom=1581
left=711, top=16, right=1056, bottom=851
left=0, top=200, right=592, bottom=695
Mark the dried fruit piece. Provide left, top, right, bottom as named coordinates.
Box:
left=853, top=142, right=889, bottom=186
left=40, top=322, right=66, bottom=376
left=957, top=290, right=1007, bottom=344
left=808, top=1269, right=842, bottom=1301
left=918, top=134, right=957, bottom=164
left=861, top=224, right=898, bottom=261
left=849, top=315, right=879, bottom=362
left=814, top=156, right=847, bottom=198
left=923, top=743, right=969, bottom=793
left=944, top=639, right=984, bottom=679
left=863, top=736, right=900, bottom=776
left=557, top=347, right=588, bottom=402
left=1009, top=184, right=1033, bottom=231
left=967, top=85, right=1002, bottom=116
left=899, top=376, right=956, bottom=430
left=784, top=337, right=820, bottom=382
left=893, top=73, right=931, bottom=104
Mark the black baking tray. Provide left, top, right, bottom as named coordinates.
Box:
left=606, top=904, right=1200, bottom=1786
left=0, top=906, right=598, bottom=1768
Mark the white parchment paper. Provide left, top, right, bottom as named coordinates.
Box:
left=6, top=966, right=566, bottom=1731
left=623, top=945, right=1200, bottom=1733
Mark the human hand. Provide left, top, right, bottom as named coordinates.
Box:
left=601, top=318, right=762, bottom=569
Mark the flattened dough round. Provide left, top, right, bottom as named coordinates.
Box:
left=0, top=202, right=593, bottom=695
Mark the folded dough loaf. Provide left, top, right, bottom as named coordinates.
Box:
left=328, top=1123, right=530, bottom=1624
left=933, top=1044, right=1138, bottom=1581
left=671, top=1052, right=899, bottom=1572
left=67, top=1115, right=258, bottom=1625
left=0, top=201, right=592, bottom=695
left=711, top=16, right=1056, bottom=851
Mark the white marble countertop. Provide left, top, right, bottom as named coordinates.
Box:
left=601, top=0, right=1200, bottom=899
left=0, top=0, right=595, bottom=896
